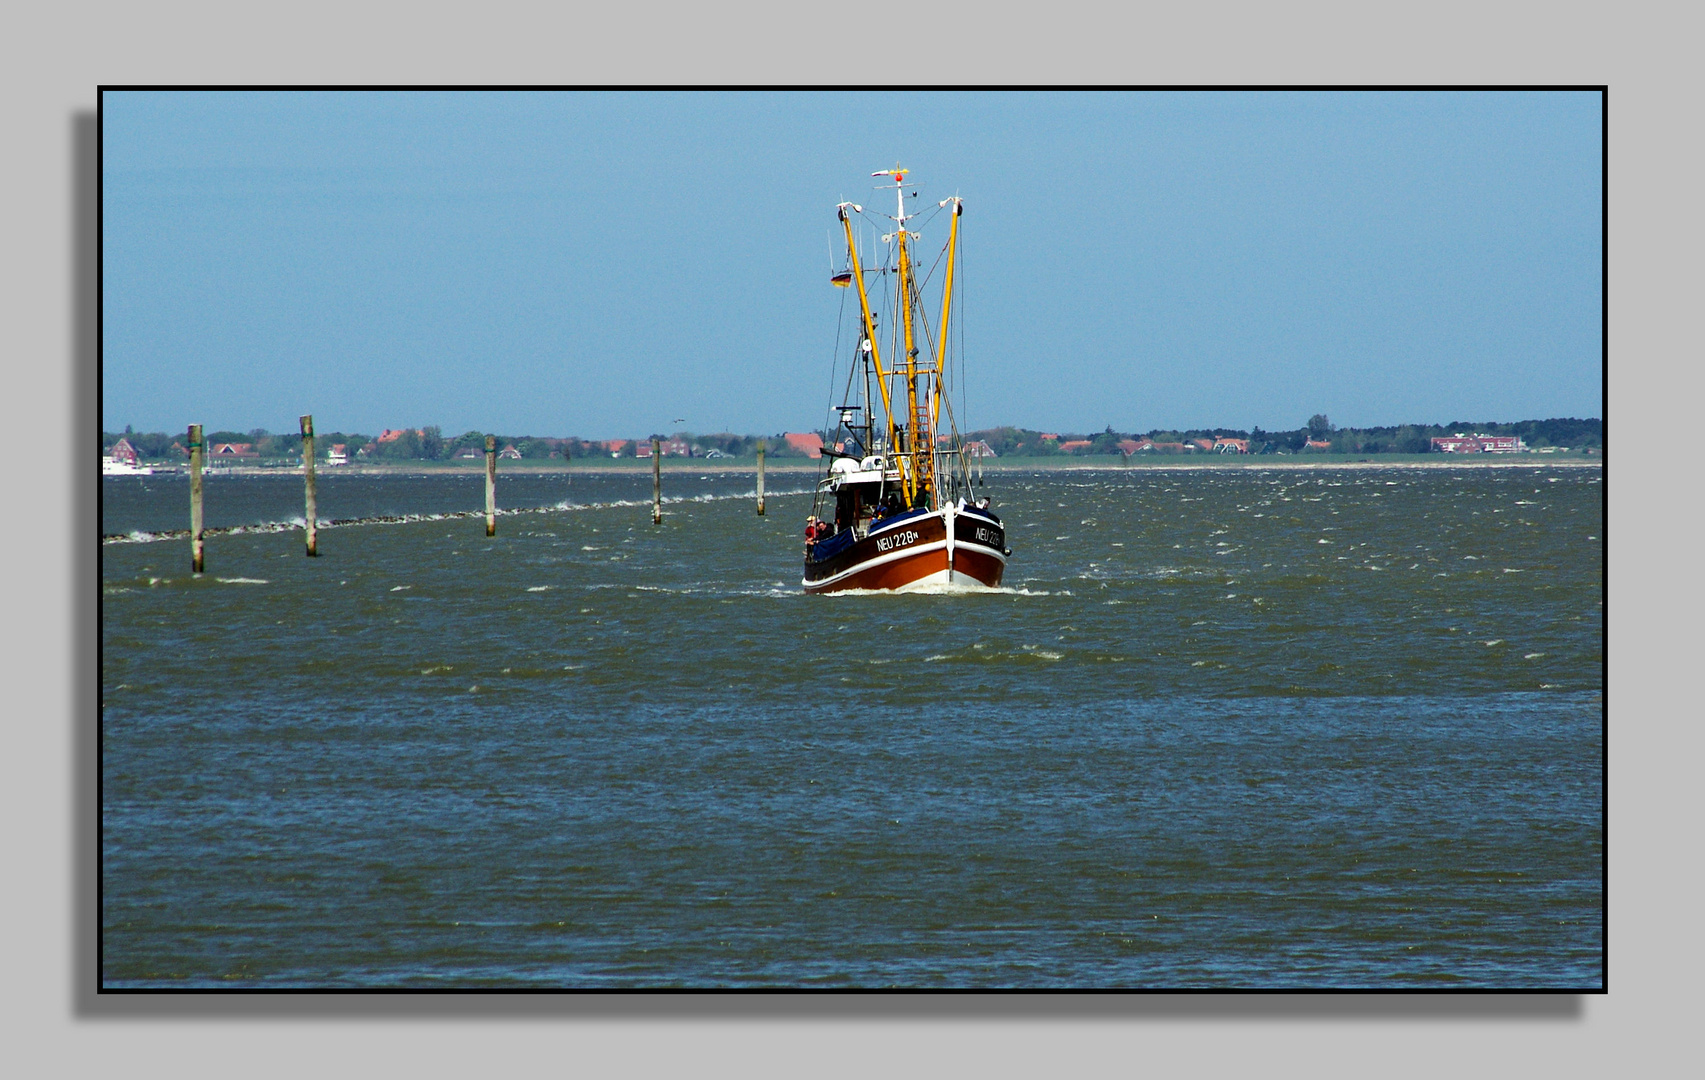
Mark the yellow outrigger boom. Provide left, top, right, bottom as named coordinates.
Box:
left=931, top=196, right=963, bottom=486
left=837, top=203, right=900, bottom=464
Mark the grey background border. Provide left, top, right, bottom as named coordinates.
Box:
left=14, top=1, right=1683, bottom=1074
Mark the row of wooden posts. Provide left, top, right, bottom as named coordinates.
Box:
left=184, top=419, right=769, bottom=572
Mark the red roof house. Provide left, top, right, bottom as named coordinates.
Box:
left=783, top=432, right=824, bottom=458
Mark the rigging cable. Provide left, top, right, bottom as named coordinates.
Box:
left=829, top=288, right=861, bottom=454
left=818, top=282, right=851, bottom=491
left=915, top=224, right=951, bottom=296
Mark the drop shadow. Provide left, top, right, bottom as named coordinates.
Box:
left=80, top=989, right=1582, bottom=1022
left=72, top=107, right=99, bottom=1016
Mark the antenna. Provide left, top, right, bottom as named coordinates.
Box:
left=872, top=165, right=913, bottom=224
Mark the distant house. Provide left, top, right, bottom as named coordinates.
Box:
left=211, top=442, right=259, bottom=458
left=376, top=428, right=421, bottom=444
left=1117, top=439, right=1148, bottom=455
left=1040, top=433, right=1059, bottom=442
left=168, top=441, right=187, bottom=458
left=702, top=448, right=730, bottom=459
left=1214, top=438, right=1250, bottom=454
left=108, top=437, right=141, bottom=465
left=326, top=443, right=349, bottom=466
left=965, top=440, right=998, bottom=458
left=454, top=445, right=481, bottom=459
left=1190, top=438, right=1215, bottom=452
left=636, top=439, right=694, bottom=457
left=1304, top=439, right=1332, bottom=451
left=498, top=445, right=523, bottom=460
left=1431, top=434, right=1526, bottom=453
left=603, top=439, right=629, bottom=458
left=782, top=432, right=824, bottom=458
left=1058, top=439, right=1093, bottom=453
left=1150, top=441, right=1187, bottom=453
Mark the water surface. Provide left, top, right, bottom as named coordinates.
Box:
left=101, top=465, right=1603, bottom=987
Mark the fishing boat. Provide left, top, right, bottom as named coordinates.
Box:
left=802, top=167, right=1010, bottom=594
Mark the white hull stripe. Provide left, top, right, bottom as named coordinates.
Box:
left=803, top=539, right=946, bottom=589
left=802, top=537, right=1006, bottom=591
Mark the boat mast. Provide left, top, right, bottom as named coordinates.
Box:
left=880, top=167, right=930, bottom=510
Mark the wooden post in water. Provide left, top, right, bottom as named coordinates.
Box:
left=651, top=436, right=662, bottom=525
left=188, top=423, right=205, bottom=573
left=484, top=435, right=497, bottom=536
left=756, top=440, right=766, bottom=515
left=300, top=414, right=318, bottom=556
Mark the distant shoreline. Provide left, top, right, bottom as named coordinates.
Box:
left=134, top=455, right=1603, bottom=478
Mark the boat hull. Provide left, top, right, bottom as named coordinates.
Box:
left=802, top=506, right=1006, bottom=594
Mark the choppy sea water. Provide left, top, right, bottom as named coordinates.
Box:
left=101, top=465, right=1603, bottom=987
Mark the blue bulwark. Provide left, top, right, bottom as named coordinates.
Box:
left=810, top=528, right=858, bottom=562
left=869, top=506, right=934, bottom=534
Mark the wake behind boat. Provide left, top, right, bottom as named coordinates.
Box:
left=803, top=166, right=1011, bottom=594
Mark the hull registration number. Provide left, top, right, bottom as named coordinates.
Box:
left=874, top=529, right=920, bottom=553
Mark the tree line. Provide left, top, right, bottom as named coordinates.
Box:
left=101, top=426, right=827, bottom=462
left=959, top=416, right=1603, bottom=457
left=104, top=417, right=1602, bottom=463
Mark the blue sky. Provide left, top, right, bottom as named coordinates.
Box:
left=102, top=90, right=1602, bottom=438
